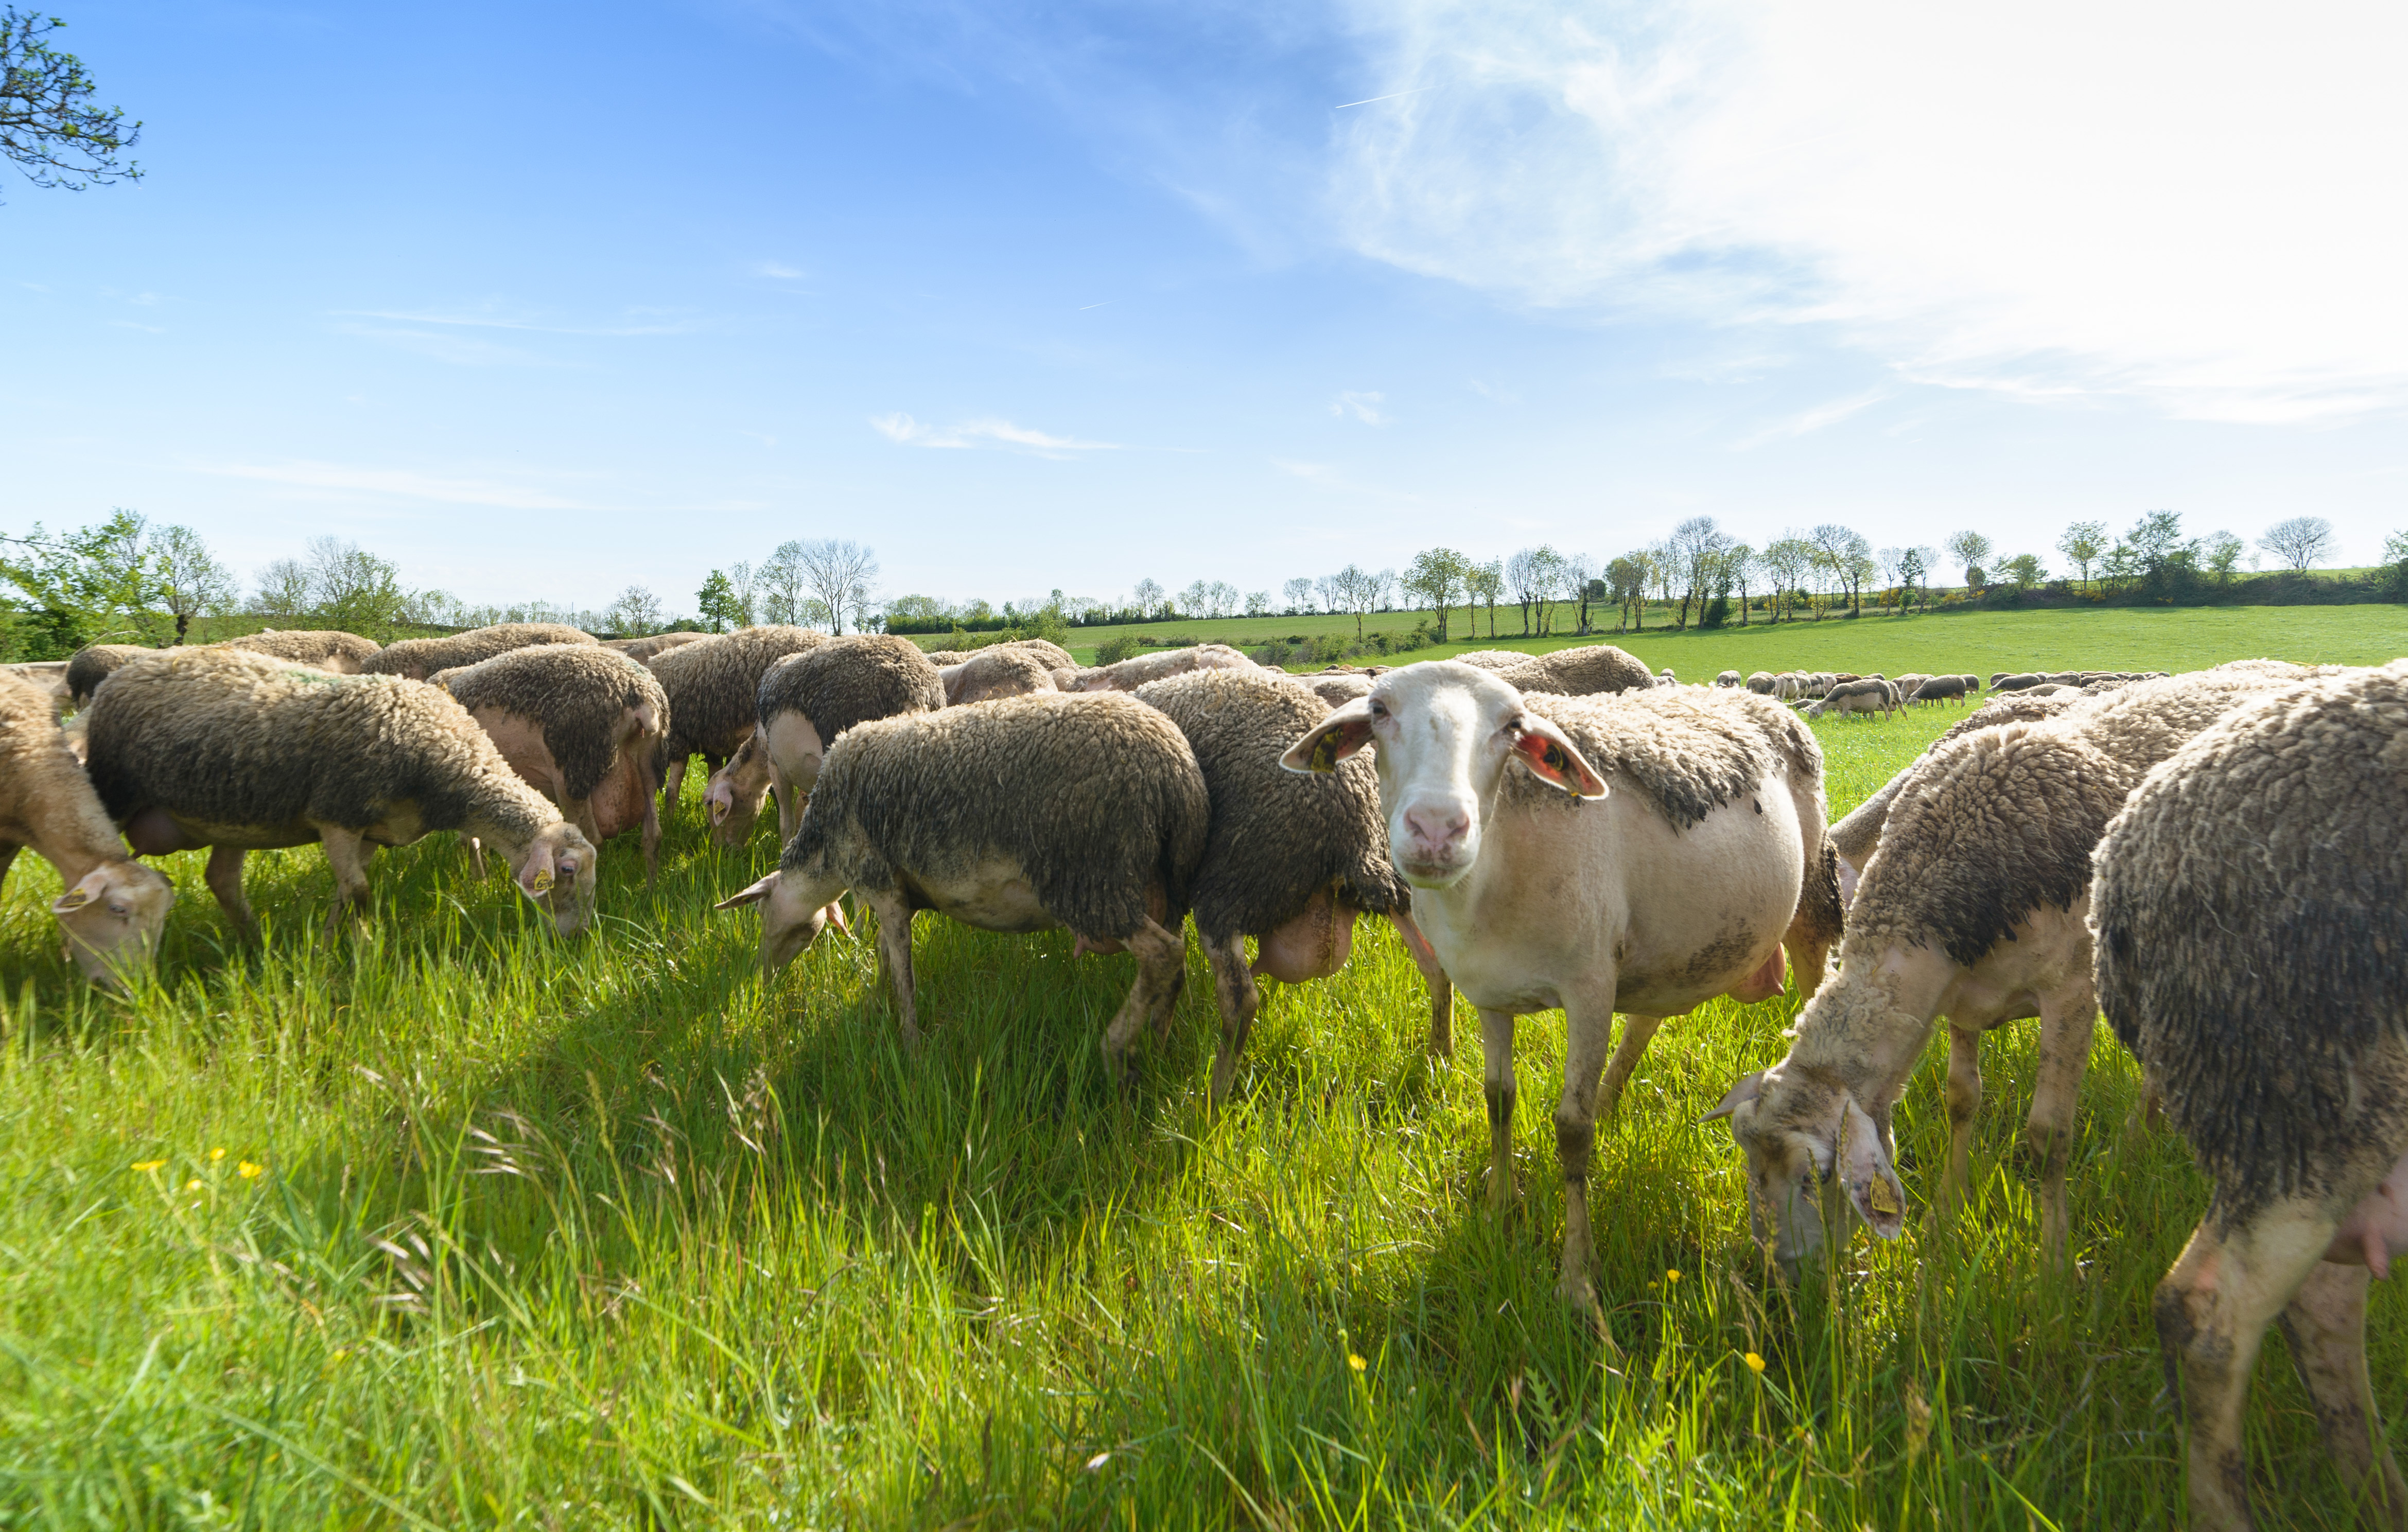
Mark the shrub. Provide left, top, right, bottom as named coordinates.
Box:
left=1093, top=633, right=1143, bottom=666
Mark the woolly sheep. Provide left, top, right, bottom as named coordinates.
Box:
left=921, top=650, right=970, bottom=666
left=1713, top=661, right=2344, bottom=1269
left=647, top=625, right=825, bottom=809
left=362, top=622, right=598, bottom=681
left=434, top=645, right=670, bottom=880
left=1992, top=672, right=2044, bottom=693
left=1134, top=668, right=1452, bottom=1099
left=223, top=629, right=380, bottom=672
left=716, top=692, right=1209, bottom=1081
left=602, top=630, right=712, bottom=662
left=1307, top=673, right=1373, bottom=707
left=937, top=643, right=1061, bottom=707
left=0, top=669, right=176, bottom=989
left=1655, top=668, right=1678, bottom=688
left=702, top=635, right=946, bottom=848
left=65, top=644, right=153, bottom=708
left=1472, top=645, right=1655, bottom=697
left=1060, top=642, right=1256, bottom=693
left=1909, top=675, right=1970, bottom=707
left=2094, top=660, right=2408, bottom=1531
left=1803, top=679, right=1896, bottom=721
left=1715, top=669, right=1743, bottom=688
left=83, top=648, right=598, bottom=938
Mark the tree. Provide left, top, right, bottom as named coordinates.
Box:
left=2200, top=530, right=2245, bottom=585
left=2258, top=515, right=2334, bottom=571
left=1281, top=576, right=1312, bottom=615
left=759, top=541, right=809, bottom=626
left=1, top=10, right=141, bottom=197
left=2055, top=521, right=2107, bottom=591
left=606, top=585, right=664, bottom=636
left=1131, top=578, right=1165, bottom=620
left=791, top=538, right=877, bottom=634
left=254, top=558, right=311, bottom=619
left=301, top=537, right=410, bottom=633
left=1898, top=547, right=1927, bottom=610
left=1245, top=589, right=1270, bottom=617
left=1401, top=548, right=1468, bottom=640
left=1563, top=553, right=1598, bottom=633
left=1943, top=530, right=1992, bottom=591
left=696, top=571, right=740, bottom=632
left=1725, top=543, right=1756, bottom=625
left=1999, top=553, right=2046, bottom=590
left=1760, top=537, right=1812, bottom=621
left=151, top=523, right=233, bottom=643
left=1665, top=517, right=1728, bottom=629
left=724, top=559, right=759, bottom=627
left=1, top=508, right=163, bottom=654
left=1465, top=559, right=1504, bottom=638
left=1605, top=553, right=1649, bottom=631
left=1808, top=524, right=1870, bottom=615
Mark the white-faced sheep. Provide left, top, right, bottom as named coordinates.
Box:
left=703, top=635, right=946, bottom=848
left=647, top=625, right=825, bottom=809
left=1284, top=662, right=1842, bottom=1305
left=1804, top=679, right=1897, bottom=721
left=938, top=643, right=1062, bottom=707
left=361, top=622, right=598, bottom=681
left=1135, top=668, right=1453, bottom=1099
left=83, top=649, right=598, bottom=938
left=434, top=645, right=670, bottom=880
left=1059, top=642, right=1255, bottom=693
left=0, top=669, right=176, bottom=989
left=1712, top=661, right=2347, bottom=1270
left=717, top=692, right=1209, bottom=1081
left=2094, top=660, right=2408, bottom=1532
left=1715, top=669, right=1743, bottom=688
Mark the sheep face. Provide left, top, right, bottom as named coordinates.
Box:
left=1280, top=662, right=1603, bottom=889
left=704, top=729, right=774, bottom=847
left=513, top=823, right=599, bottom=936
left=52, top=861, right=176, bottom=992
left=1712, top=1070, right=1905, bottom=1269
left=716, top=865, right=839, bottom=972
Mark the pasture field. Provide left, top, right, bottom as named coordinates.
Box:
left=2, top=623, right=2404, bottom=1527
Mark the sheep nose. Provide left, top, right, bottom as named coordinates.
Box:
left=1404, top=804, right=1468, bottom=852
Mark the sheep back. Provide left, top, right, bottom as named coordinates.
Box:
left=1490, top=644, right=1655, bottom=697
left=223, top=629, right=380, bottom=670
left=0, top=669, right=123, bottom=859
left=437, top=644, right=669, bottom=799
left=66, top=644, right=153, bottom=706
left=784, top=692, right=1207, bottom=940
left=361, top=623, right=597, bottom=679
left=941, top=646, right=1058, bottom=705
left=2094, top=661, right=2408, bottom=1222
left=1135, top=668, right=1406, bottom=942
left=1520, top=684, right=1819, bottom=832
left=650, top=625, right=825, bottom=763
left=758, top=635, right=945, bottom=744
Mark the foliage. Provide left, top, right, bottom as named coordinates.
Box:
left=695, top=570, right=740, bottom=633
left=0, top=8, right=139, bottom=195
left=1091, top=631, right=1144, bottom=665
left=0, top=507, right=167, bottom=656
left=603, top=584, right=665, bottom=637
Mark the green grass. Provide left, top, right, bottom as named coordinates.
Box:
left=4, top=618, right=2406, bottom=1527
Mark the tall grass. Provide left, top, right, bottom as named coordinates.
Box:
left=0, top=677, right=2396, bottom=1526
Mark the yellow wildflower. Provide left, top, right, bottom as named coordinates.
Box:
left=1744, top=1352, right=1766, bottom=1375
left=210, top=1148, right=226, bottom=1162
left=1666, top=1269, right=1681, bottom=1283
left=131, top=1160, right=165, bottom=1173
left=238, top=1162, right=263, bottom=1179
left=186, top=1179, right=202, bottom=1191
left=1348, top=1354, right=1367, bottom=1372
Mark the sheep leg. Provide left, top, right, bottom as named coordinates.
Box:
left=318, top=827, right=375, bottom=934
left=2026, top=991, right=2097, bottom=1267
left=1201, top=932, right=1258, bottom=1103
left=1552, top=993, right=1616, bottom=1310
left=203, top=846, right=256, bottom=939
left=1591, top=1013, right=1663, bottom=1123
left=861, top=889, right=921, bottom=1048
left=563, top=796, right=603, bottom=853
left=773, top=771, right=800, bottom=849
left=638, top=786, right=661, bottom=887
left=2157, top=1207, right=2336, bottom=1532
left=2280, top=1262, right=2408, bottom=1527
left=1387, top=910, right=1454, bottom=1059
left=661, top=755, right=688, bottom=812
left=1480, top=1006, right=1516, bottom=1214
left=1098, top=917, right=1183, bottom=1087
left=1941, top=1025, right=1982, bottom=1217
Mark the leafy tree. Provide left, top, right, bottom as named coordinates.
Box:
left=254, top=558, right=312, bottom=619
left=2200, top=530, right=2245, bottom=585
left=1898, top=547, right=1927, bottom=609
left=152, top=523, right=234, bottom=642
left=606, top=585, right=664, bottom=636
left=1245, top=589, right=1270, bottom=617
left=1808, top=523, right=1871, bottom=615
left=1464, top=558, right=1505, bottom=639
left=2055, top=521, right=2107, bottom=590
left=1999, top=553, right=2046, bottom=590
left=1666, top=517, right=1728, bottom=629
left=696, top=570, right=740, bottom=632
left=1, top=9, right=140, bottom=197
left=1944, top=530, right=1992, bottom=590
left=1401, top=549, right=1468, bottom=640
left=1131, top=578, right=1165, bottom=620
left=302, top=538, right=411, bottom=634
left=1604, top=553, right=1649, bottom=631
left=1759, top=537, right=1812, bottom=621
left=2258, top=515, right=2334, bottom=571
left=0, top=508, right=163, bottom=654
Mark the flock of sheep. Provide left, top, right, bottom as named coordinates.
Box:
left=3, top=621, right=2400, bottom=1529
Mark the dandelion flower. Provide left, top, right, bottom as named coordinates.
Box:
left=131, top=1160, right=165, bottom=1173
left=210, top=1148, right=226, bottom=1162
left=186, top=1179, right=202, bottom=1191
left=1348, top=1354, right=1367, bottom=1372
left=1666, top=1269, right=1681, bottom=1283
left=1744, top=1352, right=1766, bottom=1374
left=238, top=1161, right=263, bottom=1179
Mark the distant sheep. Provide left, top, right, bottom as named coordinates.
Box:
left=64, top=644, right=152, bottom=708
left=1910, top=675, right=1970, bottom=707
left=1471, top=645, right=1654, bottom=697
left=1804, top=679, right=1896, bottom=721
left=703, top=635, right=946, bottom=848
left=1715, top=669, right=1743, bottom=688
left=223, top=630, right=380, bottom=672
left=647, top=626, right=825, bottom=809
left=938, top=643, right=1063, bottom=707
left=1061, top=643, right=1256, bottom=693
left=362, top=623, right=599, bottom=681
left=603, top=630, right=713, bottom=662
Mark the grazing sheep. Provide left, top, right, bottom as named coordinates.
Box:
left=1712, top=662, right=2343, bottom=1269
left=647, top=625, right=825, bottom=809
left=0, top=669, right=176, bottom=989
left=1469, top=645, right=1655, bottom=697
left=65, top=644, right=154, bottom=708
left=2094, top=660, right=2408, bottom=1532
left=1745, top=672, right=1776, bottom=694
left=703, top=635, right=946, bottom=848
left=3, top=661, right=71, bottom=719
left=1655, top=668, right=1679, bottom=688
left=434, top=645, right=670, bottom=879
left=1135, top=668, right=1452, bottom=1099
left=1307, top=672, right=1373, bottom=707
left=83, top=649, right=598, bottom=938
left=1991, top=672, right=2043, bottom=693
left=1804, top=679, right=1897, bottom=721
left=1715, top=669, right=1743, bottom=688
left=716, top=692, right=1209, bottom=1081
left=1910, top=675, right=1970, bottom=707
left=937, top=644, right=1061, bottom=707
left=362, top=623, right=598, bottom=680
left=1060, top=642, right=1256, bottom=693
left=1284, top=663, right=1841, bottom=1305
left=223, top=630, right=380, bottom=672
left=602, top=630, right=712, bottom=662
left=1774, top=673, right=1802, bottom=701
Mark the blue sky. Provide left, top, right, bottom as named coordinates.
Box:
left=8, top=0, right=2405, bottom=613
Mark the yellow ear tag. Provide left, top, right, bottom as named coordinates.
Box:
left=56, top=889, right=90, bottom=910
left=1310, top=733, right=1341, bottom=772
left=530, top=869, right=554, bottom=893
left=1868, top=1175, right=1902, bottom=1217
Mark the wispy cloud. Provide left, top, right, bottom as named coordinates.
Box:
left=1330, top=390, right=1387, bottom=425
left=871, top=413, right=1121, bottom=457
left=186, top=459, right=593, bottom=509
left=110, top=320, right=166, bottom=334
left=1731, top=388, right=1888, bottom=450
left=1467, top=378, right=1519, bottom=404
left=755, top=261, right=807, bottom=280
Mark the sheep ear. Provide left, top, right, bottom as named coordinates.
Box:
left=516, top=843, right=557, bottom=897
left=1701, top=1069, right=1764, bottom=1123
left=1509, top=715, right=1607, bottom=798
left=1838, top=1096, right=1907, bottom=1240
left=1281, top=698, right=1374, bottom=774
left=50, top=868, right=109, bottom=915
left=716, top=874, right=779, bottom=910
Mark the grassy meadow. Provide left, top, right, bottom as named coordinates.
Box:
left=3, top=606, right=2407, bottom=1527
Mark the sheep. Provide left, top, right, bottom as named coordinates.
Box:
left=1655, top=668, right=1679, bottom=688
left=221, top=629, right=381, bottom=672
left=602, top=630, right=712, bottom=662
left=1715, top=669, right=1743, bottom=688
left=702, top=635, right=946, bottom=848
left=1711, top=661, right=2345, bottom=1269
left=82, top=648, right=597, bottom=938
left=1133, top=668, right=1453, bottom=1099
left=1910, top=675, right=1970, bottom=707
left=1059, top=642, right=1256, bottom=693
left=1992, top=672, right=2044, bottom=693
left=937, top=643, right=1061, bottom=706
left=920, top=650, right=969, bottom=666
left=433, top=645, right=670, bottom=880
left=716, top=692, right=1209, bottom=1081
left=65, top=644, right=153, bottom=708
left=1773, top=673, right=1802, bottom=701
left=647, top=625, right=825, bottom=809
left=3, top=661, right=71, bottom=719
left=1803, top=679, right=1896, bottom=721
left=2092, top=660, right=2408, bottom=1531
left=1307, top=672, right=1373, bottom=707
left=0, top=669, right=176, bottom=989
left=1284, top=663, right=1842, bottom=1305
left=1743, top=672, right=1775, bottom=694
left=361, top=622, right=598, bottom=680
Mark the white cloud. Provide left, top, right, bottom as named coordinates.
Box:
left=756, top=261, right=808, bottom=279
left=1330, top=0, right=2408, bottom=422
left=110, top=320, right=166, bottom=334
left=1730, top=388, right=1888, bottom=450
left=1330, top=390, right=1388, bottom=424
left=871, top=413, right=1120, bottom=457
left=186, top=459, right=593, bottom=509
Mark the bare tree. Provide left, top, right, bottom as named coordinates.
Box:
left=151, top=524, right=233, bottom=643
left=1281, top=576, right=1313, bottom=615
left=1132, top=578, right=1165, bottom=619
left=1465, top=558, right=1505, bottom=638
left=1315, top=573, right=1344, bottom=615
left=725, top=559, right=759, bottom=626
left=2258, top=515, right=2334, bottom=571
left=759, top=541, right=809, bottom=626
left=793, top=539, right=878, bottom=634
left=1724, top=543, right=1756, bottom=625
left=1245, top=589, right=1270, bottom=617
left=254, top=558, right=311, bottom=619
left=605, top=585, right=664, bottom=636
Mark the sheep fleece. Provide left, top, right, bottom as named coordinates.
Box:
left=439, top=644, right=669, bottom=800
left=362, top=623, right=597, bottom=679
left=1519, top=684, right=1820, bottom=832
left=759, top=636, right=944, bottom=742
left=652, top=625, right=825, bottom=763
